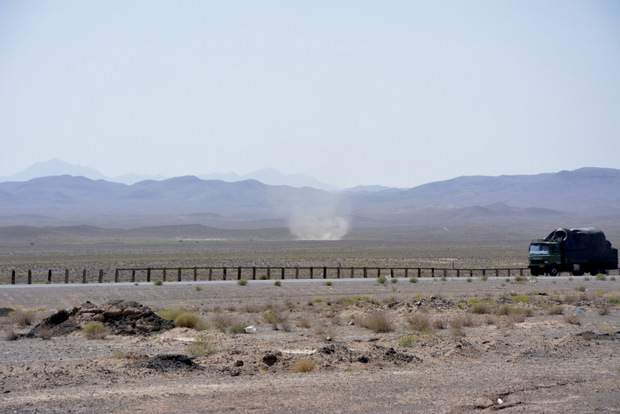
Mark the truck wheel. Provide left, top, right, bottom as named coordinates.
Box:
left=590, top=269, right=600, bottom=276
left=572, top=270, right=584, bottom=276
left=530, top=269, right=541, bottom=276
left=548, top=266, right=559, bottom=276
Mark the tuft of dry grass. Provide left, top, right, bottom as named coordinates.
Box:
left=291, top=358, right=316, bottom=373
left=362, top=312, right=393, bottom=333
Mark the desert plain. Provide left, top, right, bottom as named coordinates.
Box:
left=1, top=233, right=619, bottom=413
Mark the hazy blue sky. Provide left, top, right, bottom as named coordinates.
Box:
left=1, top=1, right=619, bottom=188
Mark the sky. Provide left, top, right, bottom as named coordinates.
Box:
left=1, top=1, right=619, bottom=189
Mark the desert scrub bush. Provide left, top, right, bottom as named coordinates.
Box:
left=237, top=278, right=248, bottom=286
left=228, top=324, right=248, bottom=334
left=174, top=313, right=208, bottom=330
left=112, top=350, right=125, bottom=359
left=3, top=327, right=18, bottom=341
left=291, top=358, right=316, bottom=373
left=324, top=280, right=333, bottom=286
left=39, top=327, right=52, bottom=340
left=258, top=274, right=268, bottom=280
left=471, top=302, right=494, bottom=314
left=466, top=278, right=472, bottom=283
left=297, top=317, right=312, bottom=329
left=195, top=285, right=202, bottom=291
left=480, top=275, right=488, bottom=282
left=338, top=296, right=356, bottom=306
left=505, top=312, right=525, bottom=328
left=409, top=277, right=418, bottom=283
left=595, top=274, right=607, bottom=281
left=511, top=295, right=531, bottom=303
left=273, top=280, right=282, bottom=287
left=546, top=305, right=564, bottom=315
left=153, top=279, right=163, bottom=286
left=513, top=275, right=527, bottom=283
left=211, top=313, right=233, bottom=331
left=584, top=277, right=591, bottom=281
left=391, top=277, right=398, bottom=284
left=11, top=310, right=35, bottom=327
left=563, top=313, right=582, bottom=325
left=377, top=275, right=387, bottom=285
left=433, top=318, right=448, bottom=330
left=608, top=297, right=620, bottom=305
left=407, top=314, right=432, bottom=333
left=363, top=312, right=393, bottom=333
left=83, top=321, right=107, bottom=339
left=399, top=334, right=417, bottom=347
left=158, top=308, right=184, bottom=321
left=187, top=334, right=217, bottom=356
left=310, top=297, right=325, bottom=304
left=262, top=311, right=284, bottom=329
left=575, top=286, right=587, bottom=292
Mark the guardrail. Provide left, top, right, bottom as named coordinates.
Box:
left=3, top=266, right=538, bottom=284
left=6, top=266, right=618, bottom=285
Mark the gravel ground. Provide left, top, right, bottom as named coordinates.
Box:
left=1, top=277, right=620, bottom=413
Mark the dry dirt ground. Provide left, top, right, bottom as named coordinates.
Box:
left=1, top=277, right=620, bottom=413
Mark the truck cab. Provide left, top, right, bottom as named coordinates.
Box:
left=528, top=241, right=562, bottom=276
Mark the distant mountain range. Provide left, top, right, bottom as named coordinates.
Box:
left=0, top=159, right=337, bottom=190
left=0, top=167, right=618, bottom=240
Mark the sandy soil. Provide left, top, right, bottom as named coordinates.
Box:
left=1, top=277, right=619, bottom=413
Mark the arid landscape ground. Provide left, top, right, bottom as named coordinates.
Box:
left=1, top=235, right=619, bottom=413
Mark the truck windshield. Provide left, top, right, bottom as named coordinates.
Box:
left=529, top=244, right=549, bottom=254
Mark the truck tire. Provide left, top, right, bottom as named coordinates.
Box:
left=572, top=270, right=584, bottom=276
left=548, top=266, right=559, bottom=276
left=590, top=268, right=600, bottom=276
left=530, top=268, right=542, bottom=276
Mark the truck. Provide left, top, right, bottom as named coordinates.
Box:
left=528, top=227, right=618, bottom=276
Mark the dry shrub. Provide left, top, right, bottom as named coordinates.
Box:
left=452, top=314, right=476, bottom=328
left=450, top=326, right=465, bottom=337
left=505, top=312, right=525, bottom=327
left=546, top=305, right=564, bottom=315
left=211, top=313, right=233, bottom=330
left=291, top=358, right=316, bottom=373
left=175, top=313, right=208, bottom=330
left=363, top=312, right=393, bottom=333
left=563, top=295, right=579, bottom=304
left=83, top=321, right=107, bottom=339
left=407, top=314, right=432, bottom=332
left=433, top=318, right=448, bottom=330
left=158, top=308, right=184, bottom=321
left=297, top=317, right=311, bottom=329
left=314, top=325, right=337, bottom=341
left=484, top=315, right=499, bottom=326
left=39, top=327, right=52, bottom=339
left=280, top=320, right=292, bottom=332
left=564, top=314, right=582, bottom=325
left=3, top=327, right=18, bottom=341
left=12, top=310, right=35, bottom=327
left=471, top=303, right=493, bottom=315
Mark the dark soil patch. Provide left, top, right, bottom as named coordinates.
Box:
left=136, top=354, right=203, bottom=372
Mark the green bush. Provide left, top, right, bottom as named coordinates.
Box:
left=237, top=278, right=248, bottom=286
left=377, top=275, right=387, bottom=285
left=409, top=277, right=418, bottom=283
left=153, top=279, right=163, bottom=286
left=83, top=321, right=107, bottom=339
left=187, top=335, right=217, bottom=356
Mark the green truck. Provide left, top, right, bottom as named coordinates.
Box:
left=528, top=227, right=618, bottom=276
